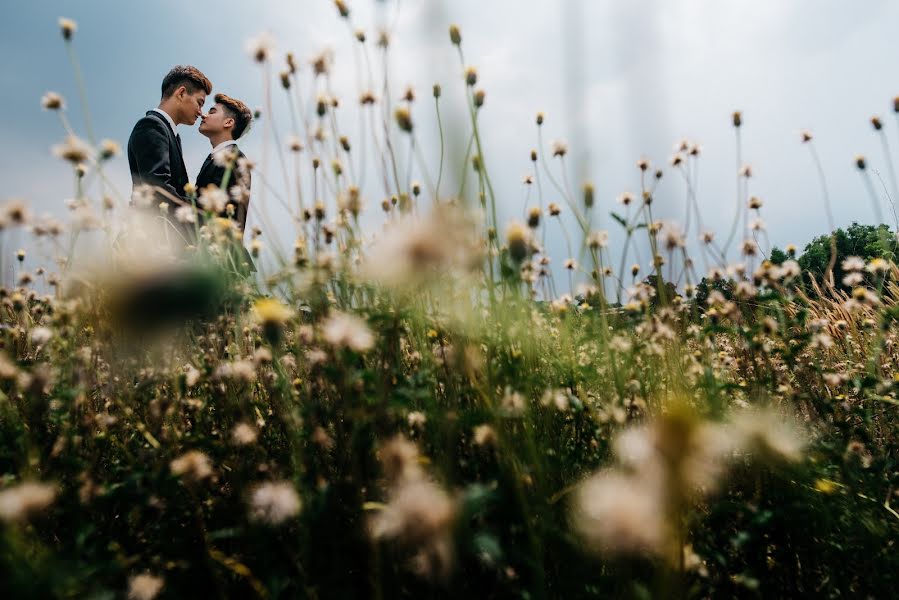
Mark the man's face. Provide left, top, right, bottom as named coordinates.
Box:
left=177, top=87, right=207, bottom=125
left=199, top=103, right=233, bottom=138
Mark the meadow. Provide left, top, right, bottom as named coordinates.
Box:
left=2, top=6, right=899, bottom=599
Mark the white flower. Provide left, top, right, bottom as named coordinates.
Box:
left=30, top=326, right=52, bottom=346
left=231, top=423, right=259, bottom=445
left=841, top=256, right=865, bottom=272
left=245, top=32, right=276, bottom=63
left=0, top=481, right=57, bottom=522
left=52, top=135, right=91, bottom=164
left=249, top=481, right=301, bottom=525
left=174, top=205, right=197, bottom=224
left=131, top=184, right=155, bottom=208
left=170, top=451, right=213, bottom=481
left=198, top=185, right=228, bottom=213
left=322, top=311, right=375, bottom=352
left=128, top=574, right=164, bottom=600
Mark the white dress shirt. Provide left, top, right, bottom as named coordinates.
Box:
left=210, top=139, right=237, bottom=156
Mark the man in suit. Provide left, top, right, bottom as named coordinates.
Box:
left=196, top=93, right=253, bottom=235
left=127, top=65, right=212, bottom=217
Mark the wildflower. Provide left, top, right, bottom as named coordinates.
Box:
left=871, top=116, right=883, bottom=131
left=99, top=139, right=120, bottom=160
left=174, top=205, right=196, bottom=224
left=58, top=17, right=77, bottom=40
left=572, top=470, right=669, bottom=557
left=527, top=207, right=541, bottom=228
left=249, top=481, right=302, bottom=525
left=369, top=478, right=457, bottom=579
left=739, top=164, right=753, bottom=178
left=253, top=298, right=293, bottom=344
left=801, top=130, right=813, bottom=143
left=866, top=257, right=890, bottom=274
left=449, top=24, right=462, bottom=45
left=500, top=388, right=526, bottom=416
left=548, top=202, right=561, bottom=216
left=334, top=0, right=349, bottom=18
left=855, top=155, right=866, bottom=170
left=472, top=424, right=497, bottom=447
left=464, top=66, right=477, bottom=86
left=128, top=574, right=164, bottom=600
left=432, top=83, right=441, bottom=98
left=170, top=451, right=213, bottom=481
left=30, top=326, right=52, bottom=346
left=730, top=408, right=805, bottom=463
left=0, top=481, right=57, bottom=522
left=232, top=422, right=259, bottom=446
left=587, top=230, right=608, bottom=249
left=551, top=139, right=568, bottom=157
left=732, top=111, right=742, bottom=127
left=395, top=107, right=413, bottom=133
left=407, top=411, right=427, bottom=429
left=844, top=441, right=873, bottom=469
left=245, top=32, right=276, bottom=63
left=843, top=272, right=864, bottom=286
left=322, top=311, right=374, bottom=352
left=473, top=89, right=486, bottom=108
left=287, top=136, right=303, bottom=152
left=637, top=158, right=651, bottom=171
left=506, top=221, right=530, bottom=263
left=741, top=239, right=757, bottom=257
left=842, top=256, right=865, bottom=271
left=780, top=260, right=801, bottom=280
left=564, top=258, right=577, bottom=270
left=52, top=135, right=91, bottom=164
left=16, top=249, right=26, bottom=262
left=41, top=91, right=64, bottom=110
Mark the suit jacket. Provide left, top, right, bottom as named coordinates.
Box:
left=195, top=145, right=251, bottom=233
left=127, top=110, right=189, bottom=208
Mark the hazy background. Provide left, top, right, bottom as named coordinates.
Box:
left=2, top=0, right=898, bottom=290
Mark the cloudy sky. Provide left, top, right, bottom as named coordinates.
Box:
left=2, top=0, right=898, bottom=289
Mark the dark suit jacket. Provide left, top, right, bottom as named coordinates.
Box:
left=195, top=145, right=251, bottom=233
left=127, top=110, right=189, bottom=208
left=196, top=145, right=255, bottom=273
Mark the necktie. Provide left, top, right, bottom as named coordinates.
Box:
left=175, top=133, right=183, bottom=153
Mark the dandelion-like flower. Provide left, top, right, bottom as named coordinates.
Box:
left=58, top=17, right=77, bottom=40
left=41, top=91, right=64, bottom=110
left=0, top=481, right=57, bottom=522
left=245, top=32, right=276, bottom=63
left=322, top=311, right=374, bottom=352
left=128, top=574, right=164, bottom=600
left=249, top=481, right=302, bottom=525
left=170, top=450, right=213, bottom=482
left=506, top=221, right=530, bottom=263
left=52, top=135, right=91, bottom=164
left=253, top=297, right=293, bottom=344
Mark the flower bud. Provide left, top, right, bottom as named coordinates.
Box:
left=732, top=111, right=742, bottom=128
left=59, top=18, right=77, bottom=41
left=449, top=24, right=461, bottom=46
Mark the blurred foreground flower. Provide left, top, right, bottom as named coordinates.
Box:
left=170, top=451, right=213, bottom=482
left=253, top=297, right=293, bottom=344
left=370, top=436, right=457, bottom=579
left=127, top=573, right=164, bottom=600
left=322, top=311, right=374, bottom=352
left=249, top=481, right=301, bottom=525
left=0, top=481, right=57, bottom=523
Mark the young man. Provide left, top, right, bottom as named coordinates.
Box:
left=196, top=93, right=253, bottom=234
left=127, top=65, right=212, bottom=212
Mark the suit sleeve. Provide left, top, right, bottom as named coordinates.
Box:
left=130, top=119, right=180, bottom=199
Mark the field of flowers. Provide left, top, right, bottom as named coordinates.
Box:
left=2, top=6, right=899, bottom=599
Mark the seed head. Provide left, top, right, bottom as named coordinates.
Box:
left=530, top=149, right=538, bottom=162
left=552, top=140, right=568, bottom=157
left=855, top=155, right=866, bottom=170
left=249, top=481, right=302, bottom=525
left=527, top=207, right=541, bottom=228
left=636, top=158, right=650, bottom=172
left=16, top=249, right=26, bottom=262
left=279, top=71, right=291, bottom=89
left=548, top=202, right=561, bottom=216
left=286, top=52, right=297, bottom=73
left=465, top=66, right=478, bottom=87
left=732, top=111, right=742, bottom=128
left=536, top=112, right=544, bottom=126
left=432, top=83, right=441, bottom=99
left=41, top=92, right=64, bottom=111
left=355, top=29, right=366, bottom=43
left=583, top=182, right=595, bottom=208
left=58, top=18, right=77, bottom=41
left=473, top=89, right=485, bottom=108
left=800, top=130, right=812, bottom=143
left=245, top=32, right=276, bottom=63
left=871, top=116, right=883, bottom=131
left=99, top=139, right=121, bottom=161
left=894, top=96, right=899, bottom=113
left=395, top=107, right=413, bottom=133
left=334, top=0, right=350, bottom=18
left=52, top=135, right=91, bottom=164
left=506, top=221, right=530, bottom=263
left=449, top=24, right=462, bottom=46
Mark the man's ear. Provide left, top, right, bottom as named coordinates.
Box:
left=175, top=85, right=187, bottom=100
left=223, top=117, right=235, bottom=131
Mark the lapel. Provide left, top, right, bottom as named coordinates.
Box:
left=146, top=110, right=187, bottom=182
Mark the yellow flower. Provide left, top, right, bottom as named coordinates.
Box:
left=253, top=298, right=293, bottom=326
left=814, top=478, right=840, bottom=494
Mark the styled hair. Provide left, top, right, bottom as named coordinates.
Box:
left=215, top=93, right=253, bottom=139
left=161, top=65, right=212, bottom=99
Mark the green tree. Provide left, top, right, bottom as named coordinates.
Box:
left=798, top=222, right=897, bottom=291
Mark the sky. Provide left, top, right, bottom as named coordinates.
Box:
left=2, top=0, right=899, bottom=291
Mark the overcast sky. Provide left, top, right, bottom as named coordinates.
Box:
left=2, top=0, right=898, bottom=290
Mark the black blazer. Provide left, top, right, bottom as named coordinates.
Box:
left=195, top=145, right=251, bottom=233
left=127, top=110, right=189, bottom=207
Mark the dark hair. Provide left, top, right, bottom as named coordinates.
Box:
left=161, top=65, right=212, bottom=99
left=215, top=93, right=253, bottom=139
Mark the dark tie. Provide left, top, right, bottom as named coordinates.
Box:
left=175, top=133, right=183, bottom=153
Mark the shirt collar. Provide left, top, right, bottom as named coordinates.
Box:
left=211, top=139, right=237, bottom=155
left=151, top=108, right=178, bottom=134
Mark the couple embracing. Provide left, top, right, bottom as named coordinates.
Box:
left=126, top=65, right=253, bottom=260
